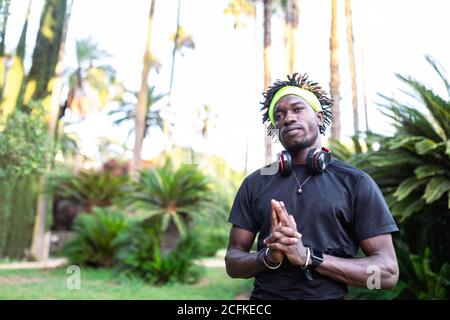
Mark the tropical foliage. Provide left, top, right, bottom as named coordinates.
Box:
left=64, top=37, right=117, bottom=118
left=122, top=160, right=225, bottom=244
left=63, top=207, right=128, bottom=267
left=47, top=169, right=129, bottom=215
left=332, top=56, right=450, bottom=299
left=109, top=85, right=165, bottom=142
left=0, top=108, right=50, bottom=259
left=116, top=222, right=203, bottom=285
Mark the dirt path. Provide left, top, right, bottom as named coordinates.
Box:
left=0, top=258, right=68, bottom=270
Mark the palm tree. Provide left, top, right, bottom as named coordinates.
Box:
left=224, top=0, right=256, bottom=29
left=263, top=0, right=273, bottom=164
left=359, top=26, right=369, bottom=132
left=132, top=0, right=156, bottom=177
left=124, top=161, right=222, bottom=253
left=164, top=0, right=195, bottom=141
left=282, top=0, right=299, bottom=74
left=23, top=0, right=67, bottom=108
left=27, top=0, right=68, bottom=261
left=331, top=56, right=450, bottom=299
left=197, top=104, right=217, bottom=139
left=366, top=57, right=450, bottom=266
left=64, top=38, right=115, bottom=118
left=345, top=0, right=359, bottom=135
left=224, top=0, right=275, bottom=163
left=329, top=0, right=341, bottom=140
left=109, top=86, right=165, bottom=144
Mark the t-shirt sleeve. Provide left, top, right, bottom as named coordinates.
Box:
left=353, top=173, right=399, bottom=242
left=228, top=177, right=259, bottom=232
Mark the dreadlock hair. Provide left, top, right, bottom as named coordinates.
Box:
left=260, top=73, right=333, bottom=138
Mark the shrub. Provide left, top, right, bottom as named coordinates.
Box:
left=116, top=222, right=203, bottom=285
left=122, top=160, right=226, bottom=252
left=46, top=169, right=129, bottom=230
left=189, top=224, right=230, bottom=257
left=330, top=56, right=450, bottom=299
left=63, top=207, right=128, bottom=267
left=0, top=108, right=50, bottom=259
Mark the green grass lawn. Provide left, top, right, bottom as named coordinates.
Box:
left=0, top=267, right=253, bottom=300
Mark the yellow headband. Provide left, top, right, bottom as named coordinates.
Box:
left=268, top=86, right=322, bottom=126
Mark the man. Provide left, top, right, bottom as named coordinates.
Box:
left=225, top=73, right=399, bottom=300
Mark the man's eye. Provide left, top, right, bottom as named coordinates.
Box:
left=275, top=114, right=284, bottom=120
left=294, top=107, right=302, bottom=112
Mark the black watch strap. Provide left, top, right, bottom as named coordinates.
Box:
left=308, top=247, right=324, bottom=270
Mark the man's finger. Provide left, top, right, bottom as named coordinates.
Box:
left=263, top=231, right=283, bottom=244
left=267, top=242, right=289, bottom=253
left=288, top=214, right=297, bottom=229
left=274, top=200, right=291, bottom=227
left=276, top=226, right=302, bottom=238
left=270, top=200, right=277, bottom=230
left=280, top=201, right=293, bottom=225
left=276, top=236, right=299, bottom=245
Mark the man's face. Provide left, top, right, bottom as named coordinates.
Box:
left=273, top=94, right=324, bottom=152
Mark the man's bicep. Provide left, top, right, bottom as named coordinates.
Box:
left=228, top=225, right=257, bottom=252
left=359, top=233, right=396, bottom=259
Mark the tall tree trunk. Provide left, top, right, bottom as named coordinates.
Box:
left=345, top=0, right=358, bottom=135
left=23, top=0, right=67, bottom=108
left=132, top=0, right=156, bottom=177
left=29, top=0, right=68, bottom=261
left=284, top=0, right=291, bottom=73
left=164, top=0, right=181, bottom=144
left=263, top=0, right=272, bottom=165
left=284, top=0, right=299, bottom=74
left=360, top=27, right=369, bottom=132
left=329, top=0, right=340, bottom=140
left=50, top=0, right=73, bottom=166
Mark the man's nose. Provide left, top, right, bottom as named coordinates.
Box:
left=283, top=110, right=297, bottom=126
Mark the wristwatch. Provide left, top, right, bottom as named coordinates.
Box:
left=307, top=247, right=324, bottom=270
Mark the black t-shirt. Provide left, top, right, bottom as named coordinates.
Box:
left=228, top=159, right=399, bottom=300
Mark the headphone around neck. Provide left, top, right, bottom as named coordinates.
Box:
left=278, top=147, right=332, bottom=177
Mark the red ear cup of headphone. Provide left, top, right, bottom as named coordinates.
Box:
left=306, top=147, right=332, bottom=174
left=279, top=150, right=292, bottom=176
left=279, top=148, right=331, bottom=177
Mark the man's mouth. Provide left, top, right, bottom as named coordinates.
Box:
left=282, top=126, right=303, bottom=138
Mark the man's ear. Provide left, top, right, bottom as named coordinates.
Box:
left=316, top=111, right=324, bottom=126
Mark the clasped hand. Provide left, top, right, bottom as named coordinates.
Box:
left=263, top=199, right=308, bottom=267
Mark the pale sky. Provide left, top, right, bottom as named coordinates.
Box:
left=6, top=0, right=450, bottom=172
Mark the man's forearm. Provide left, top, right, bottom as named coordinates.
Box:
left=316, top=254, right=399, bottom=289
left=225, top=248, right=267, bottom=279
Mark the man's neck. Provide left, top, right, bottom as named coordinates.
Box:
left=290, top=143, right=321, bottom=165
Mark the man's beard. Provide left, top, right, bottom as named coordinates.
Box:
left=282, top=127, right=319, bottom=153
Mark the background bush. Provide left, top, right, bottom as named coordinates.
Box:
left=63, top=207, right=128, bottom=267
left=0, top=109, right=50, bottom=259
